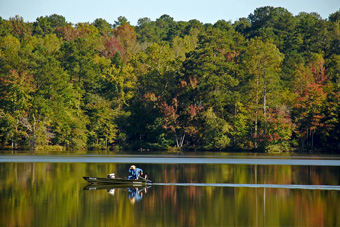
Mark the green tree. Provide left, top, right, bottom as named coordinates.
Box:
left=325, top=54, right=340, bottom=86
left=233, top=17, right=251, bottom=34
left=85, top=95, right=118, bottom=149
left=171, top=34, right=198, bottom=61
left=329, top=10, right=340, bottom=22
left=0, top=70, right=35, bottom=148
left=242, top=38, right=284, bottom=149
left=155, top=14, right=176, bottom=41
left=327, top=11, right=340, bottom=56
left=93, top=18, right=112, bottom=36
left=135, top=17, right=158, bottom=43
left=33, top=16, right=53, bottom=36
left=321, top=91, right=340, bottom=149
left=295, top=12, right=329, bottom=55
left=214, top=20, right=232, bottom=31
left=247, top=6, right=298, bottom=53
left=0, top=17, right=13, bottom=37
left=183, top=28, right=241, bottom=149
left=101, top=63, right=137, bottom=109
left=135, top=15, right=180, bottom=43
left=114, top=16, right=129, bottom=28
left=129, top=42, right=194, bottom=149
left=0, top=35, right=21, bottom=73
left=59, top=37, right=99, bottom=92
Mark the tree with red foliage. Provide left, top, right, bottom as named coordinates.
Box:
left=293, top=55, right=330, bottom=150
left=102, top=36, right=125, bottom=58
left=255, top=106, right=295, bottom=152
left=159, top=98, right=202, bottom=148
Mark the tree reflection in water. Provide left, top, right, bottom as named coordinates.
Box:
left=1, top=161, right=340, bottom=226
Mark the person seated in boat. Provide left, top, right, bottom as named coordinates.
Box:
left=128, top=165, right=143, bottom=180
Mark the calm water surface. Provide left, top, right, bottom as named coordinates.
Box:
left=1, top=152, right=340, bottom=226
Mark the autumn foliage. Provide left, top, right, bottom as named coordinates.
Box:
left=1, top=8, right=340, bottom=152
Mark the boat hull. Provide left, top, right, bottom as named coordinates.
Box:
left=83, top=176, right=152, bottom=186
left=83, top=184, right=151, bottom=190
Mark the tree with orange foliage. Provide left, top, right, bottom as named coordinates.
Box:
left=114, top=23, right=137, bottom=53
left=159, top=98, right=202, bottom=148
left=293, top=55, right=331, bottom=150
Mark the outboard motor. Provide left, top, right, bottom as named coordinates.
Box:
left=107, top=173, right=115, bottom=179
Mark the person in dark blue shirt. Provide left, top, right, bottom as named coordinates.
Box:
left=128, top=165, right=143, bottom=180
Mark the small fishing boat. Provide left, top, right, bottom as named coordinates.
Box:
left=83, top=176, right=152, bottom=186
left=83, top=183, right=151, bottom=191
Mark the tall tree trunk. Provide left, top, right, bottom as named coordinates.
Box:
left=31, top=114, right=36, bottom=150
left=254, top=75, right=259, bottom=148
left=311, top=130, right=314, bottom=149
left=179, top=133, right=185, bottom=147
left=174, top=131, right=179, bottom=148
left=263, top=70, right=267, bottom=132
left=233, top=103, right=237, bottom=147
left=174, top=130, right=185, bottom=148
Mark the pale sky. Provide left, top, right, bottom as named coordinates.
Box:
left=0, top=0, right=339, bottom=25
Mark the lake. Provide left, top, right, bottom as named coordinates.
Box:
left=1, top=152, right=340, bottom=226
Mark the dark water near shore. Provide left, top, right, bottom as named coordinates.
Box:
left=1, top=152, right=340, bottom=226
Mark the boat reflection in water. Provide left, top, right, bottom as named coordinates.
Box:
left=83, top=184, right=150, bottom=204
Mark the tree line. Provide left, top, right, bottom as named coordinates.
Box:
left=0, top=6, right=340, bottom=152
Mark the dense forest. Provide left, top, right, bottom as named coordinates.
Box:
left=0, top=6, right=340, bottom=152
